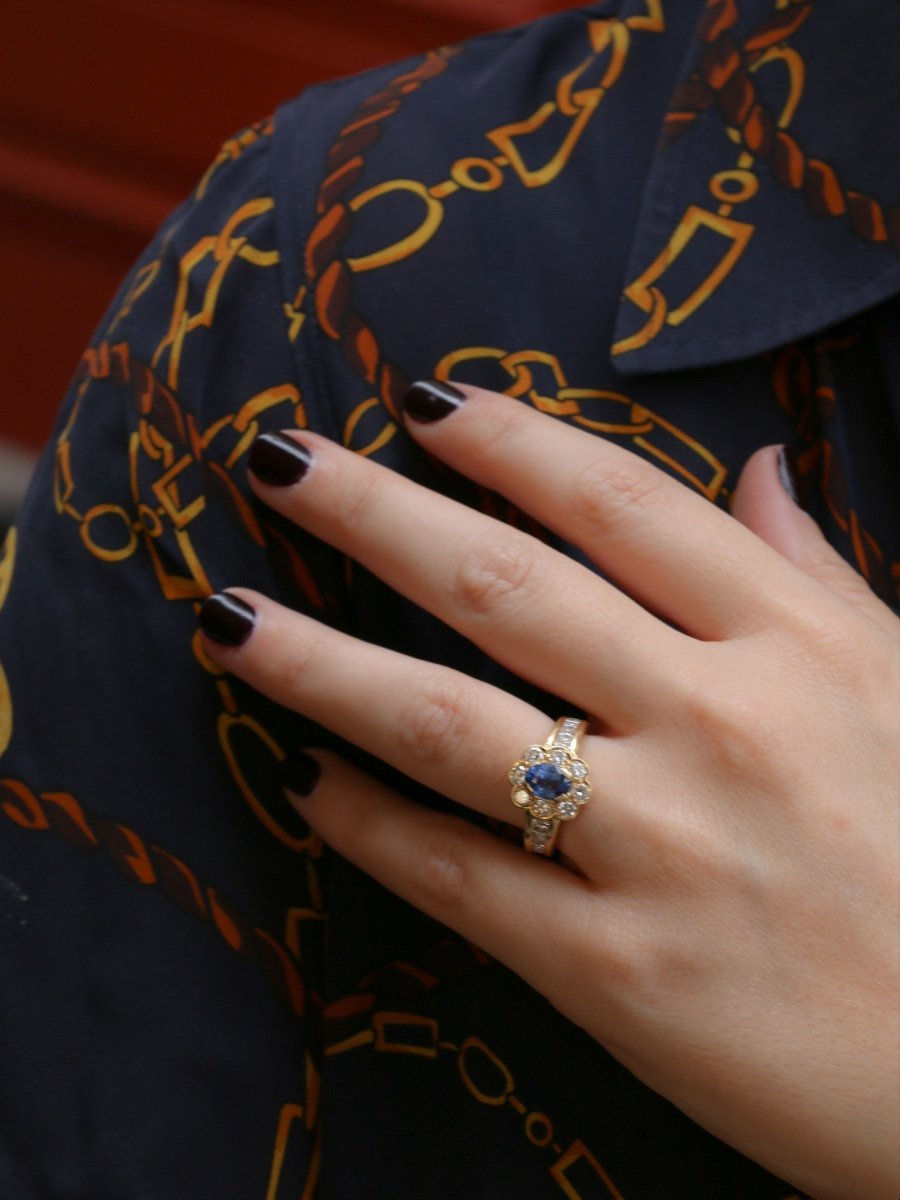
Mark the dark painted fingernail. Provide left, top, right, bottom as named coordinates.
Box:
left=281, top=750, right=322, bottom=799
left=402, top=379, right=466, bottom=424
left=777, top=445, right=804, bottom=509
left=198, top=593, right=257, bottom=647
left=248, top=433, right=312, bottom=487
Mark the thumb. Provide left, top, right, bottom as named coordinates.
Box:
left=730, top=445, right=883, bottom=616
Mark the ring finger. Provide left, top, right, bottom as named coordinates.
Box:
left=197, top=588, right=631, bottom=850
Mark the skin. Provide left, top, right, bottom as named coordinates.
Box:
left=200, top=385, right=900, bottom=1200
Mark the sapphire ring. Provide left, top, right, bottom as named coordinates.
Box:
left=508, top=718, right=592, bottom=856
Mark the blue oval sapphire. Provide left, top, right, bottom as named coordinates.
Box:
left=524, top=763, right=570, bottom=801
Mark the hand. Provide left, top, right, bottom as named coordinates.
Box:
left=198, top=383, right=900, bottom=1200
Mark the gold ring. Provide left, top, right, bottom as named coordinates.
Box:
left=508, top=717, right=591, bottom=856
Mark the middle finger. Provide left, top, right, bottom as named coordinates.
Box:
left=246, top=430, right=683, bottom=729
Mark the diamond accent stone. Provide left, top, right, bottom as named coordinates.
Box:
left=509, top=763, right=528, bottom=785
left=570, top=760, right=588, bottom=779
left=571, top=783, right=591, bottom=804
left=524, top=746, right=545, bottom=763
left=548, top=748, right=568, bottom=767
left=556, top=799, right=578, bottom=820
left=531, top=819, right=553, bottom=834
left=531, top=798, right=554, bottom=818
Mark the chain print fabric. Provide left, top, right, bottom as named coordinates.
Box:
left=0, top=2, right=898, bottom=1196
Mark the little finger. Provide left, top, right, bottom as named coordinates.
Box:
left=282, top=747, right=599, bottom=992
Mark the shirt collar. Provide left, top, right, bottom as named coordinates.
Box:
left=611, top=0, right=900, bottom=375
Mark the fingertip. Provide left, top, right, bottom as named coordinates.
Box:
left=401, top=379, right=468, bottom=425
left=247, top=431, right=313, bottom=488
left=281, top=748, right=324, bottom=801
left=730, top=444, right=802, bottom=529
left=197, top=590, right=259, bottom=648
left=776, top=445, right=803, bottom=508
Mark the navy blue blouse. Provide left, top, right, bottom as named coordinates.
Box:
left=1, top=2, right=897, bottom=1196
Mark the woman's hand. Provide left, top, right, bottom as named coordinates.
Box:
left=198, top=382, right=900, bottom=1200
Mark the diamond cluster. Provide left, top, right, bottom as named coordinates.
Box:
left=509, top=738, right=591, bottom=824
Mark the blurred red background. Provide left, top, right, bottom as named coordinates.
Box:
left=1, top=0, right=577, bottom=454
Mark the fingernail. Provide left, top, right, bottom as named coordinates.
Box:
left=402, top=379, right=466, bottom=424
left=777, top=445, right=804, bottom=508
left=281, top=750, right=322, bottom=799
left=198, top=593, right=257, bottom=647
left=248, top=433, right=312, bottom=487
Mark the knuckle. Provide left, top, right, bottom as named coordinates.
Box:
left=331, top=466, right=381, bottom=538
left=802, top=611, right=871, bottom=680
left=565, top=901, right=656, bottom=1006
left=784, top=609, right=899, bottom=736
left=470, top=399, right=531, bottom=462
left=804, top=549, right=861, bottom=597
left=397, top=676, right=471, bottom=768
left=776, top=602, right=877, bottom=693
left=610, top=929, right=707, bottom=1014
left=601, top=936, right=663, bottom=1007
left=673, top=666, right=788, bottom=782
left=274, top=628, right=322, bottom=696
left=414, top=822, right=477, bottom=909
left=858, top=624, right=900, bottom=708
left=451, top=536, right=538, bottom=619
left=707, top=701, right=783, bottom=782
left=570, top=458, right=667, bottom=535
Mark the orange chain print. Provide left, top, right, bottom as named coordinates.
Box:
left=662, top=0, right=900, bottom=248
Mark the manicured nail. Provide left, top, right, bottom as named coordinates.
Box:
left=281, top=750, right=322, bottom=799
left=198, top=593, right=257, bottom=647
left=248, top=433, right=312, bottom=487
left=777, top=445, right=804, bottom=508
left=402, top=379, right=466, bottom=424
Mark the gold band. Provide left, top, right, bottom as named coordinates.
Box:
left=509, top=718, right=591, bottom=856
